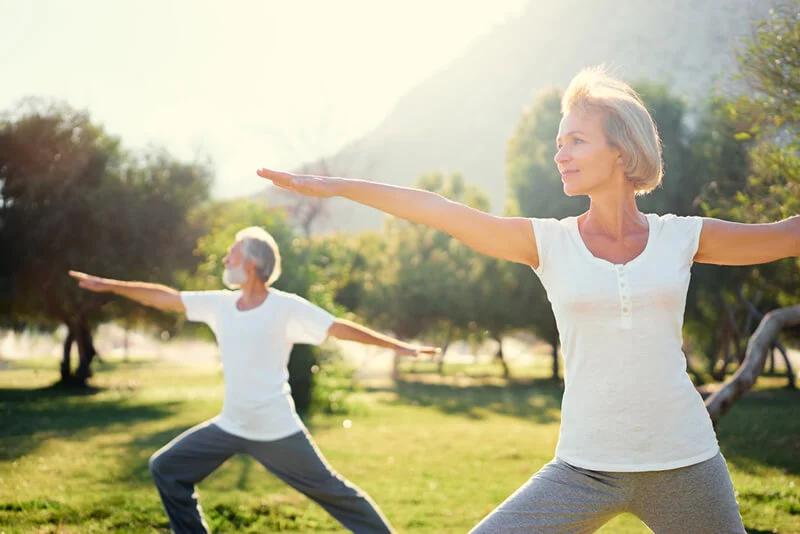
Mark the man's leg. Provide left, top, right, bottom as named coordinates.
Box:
left=246, top=428, right=394, bottom=534
left=149, top=421, right=242, bottom=534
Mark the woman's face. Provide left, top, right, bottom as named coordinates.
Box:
left=554, top=109, right=623, bottom=197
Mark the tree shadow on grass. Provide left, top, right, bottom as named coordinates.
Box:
left=715, top=387, right=800, bottom=476
left=0, top=383, right=180, bottom=462
left=382, top=374, right=564, bottom=424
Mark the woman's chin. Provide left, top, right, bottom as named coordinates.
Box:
left=562, top=183, right=584, bottom=197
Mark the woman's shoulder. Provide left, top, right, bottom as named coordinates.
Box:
left=647, top=213, right=704, bottom=247
left=530, top=215, right=578, bottom=230
left=649, top=213, right=703, bottom=229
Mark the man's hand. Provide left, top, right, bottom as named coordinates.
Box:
left=67, top=271, right=185, bottom=312
left=396, top=345, right=442, bottom=358
left=69, top=271, right=115, bottom=293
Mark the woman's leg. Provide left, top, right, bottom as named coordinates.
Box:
left=470, top=458, right=629, bottom=534
left=629, top=452, right=745, bottom=534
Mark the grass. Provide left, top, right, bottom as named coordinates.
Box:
left=0, top=357, right=798, bottom=533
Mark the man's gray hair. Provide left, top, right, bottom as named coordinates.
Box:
left=235, top=227, right=282, bottom=286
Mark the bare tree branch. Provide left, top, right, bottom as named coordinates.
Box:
left=706, top=305, right=800, bottom=425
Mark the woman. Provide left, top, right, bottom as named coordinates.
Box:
left=257, top=67, right=799, bottom=533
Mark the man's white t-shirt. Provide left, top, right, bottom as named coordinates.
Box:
left=180, top=288, right=335, bottom=441
left=530, top=213, right=719, bottom=472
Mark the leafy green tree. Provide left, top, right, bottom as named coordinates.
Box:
left=356, top=172, right=491, bottom=374
left=694, top=0, right=800, bottom=383
left=504, top=87, right=582, bottom=379
left=0, top=100, right=211, bottom=385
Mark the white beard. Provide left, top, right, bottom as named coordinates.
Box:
left=222, top=263, right=247, bottom=289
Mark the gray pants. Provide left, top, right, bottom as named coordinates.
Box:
left=149, top=420, right=394, bottom=534
left=470, top=452, right=745, bottom=533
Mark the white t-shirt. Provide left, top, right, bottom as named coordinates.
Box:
left=531, top=213, right=719, bottom=471
left=180, top=288, right=335, bottom=441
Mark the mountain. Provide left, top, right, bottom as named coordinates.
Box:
left=259, top=0, right=778, bottom=233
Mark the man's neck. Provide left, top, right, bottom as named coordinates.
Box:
left=236, top=280, right=269, bottom=310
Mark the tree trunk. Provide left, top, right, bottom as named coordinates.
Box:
left=494, top=334, right=509, bottom=379
left=436, top=327, right=452, bottom=375
left=684, top=356, right=706, bottom=386
left=706, top=305, right=800, bottom=425
left=392, top=352, right=400, bottom=382
left=739, top=295, right=795, bottom=386
left=711, top=324, right=732, bottom=381
left=722, top=285, right=746, bottom=364
left=124, top=325, right=130, bottom=363
left=550, top=332, right=560, bottom=381
left=61, top=324, right=75, bottom=381
left=772, top=342, right=796, bottom=390
left=74, top=317, right=97, bottom=385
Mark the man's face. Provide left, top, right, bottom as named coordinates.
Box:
left=222, top=241, right=248, bottom=289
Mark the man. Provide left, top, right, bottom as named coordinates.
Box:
left=70, top=226, right=438, bottom=534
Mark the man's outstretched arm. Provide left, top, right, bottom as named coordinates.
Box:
left=327, top=319, right=439, bottom=357
left=69, top=271, right=185, bottom=313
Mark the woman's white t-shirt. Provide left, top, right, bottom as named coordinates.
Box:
left=531, top=213, right=719, bottom=472
left=180, top=288, right=335, bottom=441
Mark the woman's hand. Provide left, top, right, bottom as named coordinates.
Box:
left=257, top=168, right=339, bottom=198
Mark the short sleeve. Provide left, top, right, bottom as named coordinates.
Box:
left=661, top=215, right=704, bottom=265
left=285, top=294, right=336, bottom=345
left=529, top=217, right=562, bottom=277
left=180, top=290, right=231, bottom=325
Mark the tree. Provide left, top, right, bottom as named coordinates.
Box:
left=694, top=0, right=800, bottom=391
left=356, top=172, right=490, bottom=375
left=505, top=88, right=583, bottom=380
left=0, top=100, right=211, bottom=386
left=706, top=305, right=800, bottom=423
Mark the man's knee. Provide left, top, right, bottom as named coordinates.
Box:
left=149, top=450, right=169, bottom=478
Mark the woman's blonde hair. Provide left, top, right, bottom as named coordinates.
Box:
left=561, top=66, right=663, bottom=194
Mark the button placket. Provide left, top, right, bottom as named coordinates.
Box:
left=616, top=266, right=633, bottom=329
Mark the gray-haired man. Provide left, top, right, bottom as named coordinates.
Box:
left=70, top=226, right=438, bottom=534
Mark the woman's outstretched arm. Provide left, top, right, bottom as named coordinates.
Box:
left=257, top=168, right=540, bottom=267
left=695, top=216, right=800, bottom=265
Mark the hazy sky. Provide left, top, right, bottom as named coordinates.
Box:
left=1, top=0, right=527, bottom=198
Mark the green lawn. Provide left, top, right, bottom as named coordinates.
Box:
left=1, top=357, right=798, bottom=533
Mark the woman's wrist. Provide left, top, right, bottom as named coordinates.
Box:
left=328, top=176, right=352, bottom=198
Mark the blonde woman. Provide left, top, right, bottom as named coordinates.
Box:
left=257, top=67, right=799, bottom=533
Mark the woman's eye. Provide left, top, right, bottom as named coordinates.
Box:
left=573, top=138, right=585, bottom=144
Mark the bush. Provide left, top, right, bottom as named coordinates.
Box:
left=288, top=344, right=359, bottom=418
